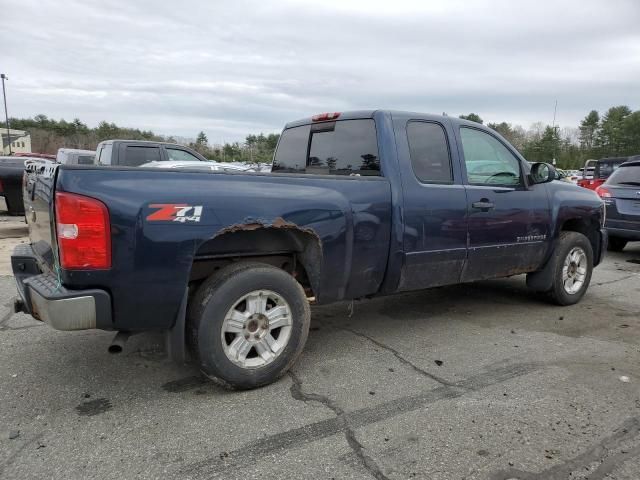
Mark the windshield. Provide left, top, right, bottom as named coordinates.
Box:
left=607, top=164, right=640, bottom=185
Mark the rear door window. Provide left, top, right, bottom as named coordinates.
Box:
left=273, top=119, right=380, bottom=175
left=77, top=155, right=95, bottom=165
left=272, top=125, right=311, bottom=173
left=406, top=121, right=452, bottom=183
left=123, top=146, right=161, bottom=166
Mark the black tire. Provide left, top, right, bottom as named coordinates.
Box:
left=548, top=231, right=594, bottom=306
left=608, top=237, right=627, bottom=252
left=188, top=262, right=310, bottom=390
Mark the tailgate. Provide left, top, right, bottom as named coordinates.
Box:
left=607, top=185, right=640, bottom=221
left=23, top=160, right=58, bottom=270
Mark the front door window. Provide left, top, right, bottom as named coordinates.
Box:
left=460, top=128, right=522, bottom=186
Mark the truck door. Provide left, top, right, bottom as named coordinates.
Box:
left=395, top=116, right=468, bottom=291
left=454, top=126, right=550, bottom=281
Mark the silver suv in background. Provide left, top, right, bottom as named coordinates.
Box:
left=597, top=160, right=640, bottom=251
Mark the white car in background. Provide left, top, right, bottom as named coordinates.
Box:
left=140, top=160, right=256, bottom=172
left=56, top=148, right=96, bottom=165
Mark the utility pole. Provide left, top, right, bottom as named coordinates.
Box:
left=551, top=99, right=558, bottom=166
left=1, top=74, right=10, bottom=155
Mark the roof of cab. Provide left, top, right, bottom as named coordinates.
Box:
left=97, top=139, right=178, bottom=146
left=285, top=110, right=377, bottom=129
left=283, top=109, right=484, bottom=130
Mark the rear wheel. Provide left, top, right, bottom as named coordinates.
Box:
left=549, top=231, right=593, bottom=305
left=608, top=237, right=627, bottom=252
left=188, top=262, right=310, bottom=390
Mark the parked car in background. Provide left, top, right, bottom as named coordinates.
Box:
left=95, top=140, right=208, bottom=166
left=0, top=156, right=54, bottom=215
left=565, top=169, right=581, bottom=183
left=596, top=160, right=640, bottom=251
left=14, top=110, right=606, bottom=389
left=579, top=157, right=628, bottom=190
left=582, top=164, right=595, bottom=180
left=141, top=160, right=255, bottom=172
left=56, top=148, right=95, bottom=165
left=14, top=152, right=56, bottom=160
left=554, top=168, right=575, bottom=183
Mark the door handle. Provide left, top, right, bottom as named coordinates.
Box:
left=472, top=200, right=495, bottom=212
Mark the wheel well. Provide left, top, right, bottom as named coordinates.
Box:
left=560, top=217, right=600, bottom=257
left=189, top=227, right=322, bottom=298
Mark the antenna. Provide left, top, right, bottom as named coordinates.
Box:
left=1, top=74, right=10, bottom=155
left=551, top=100, right=558, bottom=166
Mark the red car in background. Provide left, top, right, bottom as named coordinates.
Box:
left=578, top=157, right=632, bottom=190
left=13, top=152, right=56, bottom=160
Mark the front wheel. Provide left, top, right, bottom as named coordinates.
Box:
left=548, top=231, right=594, bottom=306
left=188, top=262, right=310, bottom=390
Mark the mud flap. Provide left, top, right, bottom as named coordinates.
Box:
left=166, top=288, right=189, bottom=363
left=526, top=253, right=556, bottom=292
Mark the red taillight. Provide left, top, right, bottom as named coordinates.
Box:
left=312, top=112, right=341, bottom=122
left=0, top=179, right=3, bottom=193
left=55, top=192, right=111, bottom=269
left=596, top=186, right=611, bottom=199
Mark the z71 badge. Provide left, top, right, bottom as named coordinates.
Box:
left=146, top=204, right=203, bottom=223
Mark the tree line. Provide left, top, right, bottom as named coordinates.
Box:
left=191, top=130, right=279, bottom=164
left=460, top=105, right=640, bottom=169
left=8, top=105, right=640, bottom=168
left=7, top=115, right=279, bottom=164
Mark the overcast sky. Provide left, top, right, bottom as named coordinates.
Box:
left=2, top=0, right=639, bottom=142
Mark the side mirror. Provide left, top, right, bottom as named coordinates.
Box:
left=530, top=162, right=557, bottom=184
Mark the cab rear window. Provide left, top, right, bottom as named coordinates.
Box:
left=123, top=146, right=161, bottom=167
left=273, top=119, right=380, bottom=176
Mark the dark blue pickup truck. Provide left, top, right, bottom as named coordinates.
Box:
left=12, top=110, right=606, bottom=389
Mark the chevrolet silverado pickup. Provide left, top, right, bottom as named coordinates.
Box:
left=13, top=110, right=607, bottom=389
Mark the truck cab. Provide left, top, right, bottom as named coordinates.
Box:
left=95, top=140, right=208, bottom=167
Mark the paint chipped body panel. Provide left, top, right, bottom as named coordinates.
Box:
left=46, top=167, right=392, bottom=330
left=18, top=110, right=605, bottom=332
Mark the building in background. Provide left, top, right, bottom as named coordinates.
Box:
left=1, top=129, right=31, bottom=154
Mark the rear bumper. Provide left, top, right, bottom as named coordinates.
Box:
left=606, top=227, right=640, bottom=241
left=12, top=244, right=112, bottom=330
left=605, top=216, right=640, bottom=241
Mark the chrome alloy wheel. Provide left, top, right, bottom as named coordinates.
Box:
left=221, top=290, right=293, bottom=369
left=562, top=247, right=587, bottom=295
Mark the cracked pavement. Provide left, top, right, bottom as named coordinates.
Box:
left=1, top=207, right=640, bottom=479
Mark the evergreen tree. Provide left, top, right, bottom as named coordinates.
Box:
left=578, top=110, right=599, bottom=150
left=459, top=113, right=483, bottom=124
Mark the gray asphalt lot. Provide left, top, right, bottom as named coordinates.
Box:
left=1, top=204, right=640, bottom=480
